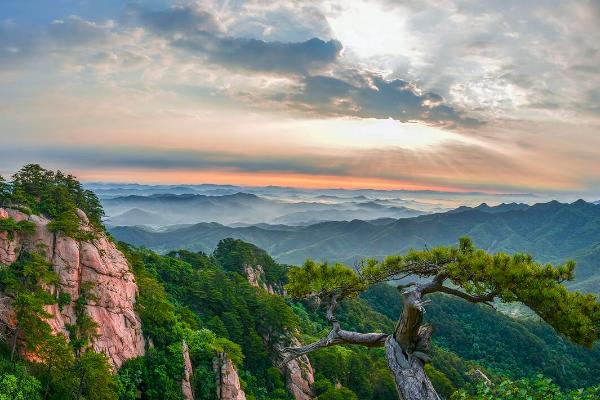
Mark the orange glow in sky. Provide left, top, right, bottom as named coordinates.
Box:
left=75, top=168, right=478, bottom=192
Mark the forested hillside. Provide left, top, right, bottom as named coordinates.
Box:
left=117, top=240, right=600, bottom=399
left=111, top=200, right=600, bottom=294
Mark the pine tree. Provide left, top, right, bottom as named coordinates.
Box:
left=283, top=237, right=600, bottom=400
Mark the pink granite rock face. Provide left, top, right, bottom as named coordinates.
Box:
left=285, top=337, right=315, bottom=400
left=0, top=207, right=145, bottom=369
left=215, top=353, right=247, bottom=400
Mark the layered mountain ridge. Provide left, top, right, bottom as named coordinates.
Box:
left=111, top=200, right=600, bottom=294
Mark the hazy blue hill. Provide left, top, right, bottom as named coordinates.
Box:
left=473, top=202, right=530, bottom=213
left=106, top=207, right=168, bottom=226
left=448, top=202, right=530, bottom=214
left=103, top=191, right=428, bottom=226
left=110, top=200, right=600, bottom=293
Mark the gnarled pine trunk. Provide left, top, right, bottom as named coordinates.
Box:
left=385, top=288, right=440, bottom=400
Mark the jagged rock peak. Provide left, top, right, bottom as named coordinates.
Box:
left=242, top=263, right=286, bottom=295
left=273, top=336, right=315, bottom=400
left=214, top=352, right=247, bottom=400
left=285, top=337, right=315, bottom=400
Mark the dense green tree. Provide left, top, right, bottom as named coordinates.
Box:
left=0, top=217, right=35, bottom=240
left=451, top=376, right=600, bottom=400
left=66, top=282, right=100, bottom=357
left=283, top=238, right=600, bottom=400
left=74, top=350, right=118, bottom=400
left=0, top=176, right=10, bottom=206
left=3, top=164, right=105, bottom=235
left=36, top=334, right=77, bottom=400
left=313, top=378, right=359, bottom=400
left=0, top=251, right=58, bottom=360
left=0, top=357, right=42, bottom=400
left=0, top=371, right=42, bottom=400
left=214, top=238, right=288, bottom=285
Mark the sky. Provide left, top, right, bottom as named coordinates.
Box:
left=1, top=0, right=599, bottom=198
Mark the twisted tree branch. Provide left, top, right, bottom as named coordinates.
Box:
left=280, top=291, right=388, bottom=365
left=435, top=285, right=496, bottom=307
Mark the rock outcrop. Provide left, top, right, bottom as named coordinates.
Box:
left=0, top=207, right=145, bottom=369
left=214, top=352, right=247, bottom=400
left=242, top=263, right=285, bottom=295
left=285, top=337, right=315, bottom=400
left=182, top=340, right=195, bottom=400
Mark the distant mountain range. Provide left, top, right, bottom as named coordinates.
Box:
left=91, top=182, right=555, bottom=227
left=102, top=192, right=428, bottom=226
left=110, top=199, right=600, bottom=294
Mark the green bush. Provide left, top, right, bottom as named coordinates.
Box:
left=0, top=218, right=35, bottom=240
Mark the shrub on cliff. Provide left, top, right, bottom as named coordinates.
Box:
left=0, top=217, right=35, bottom=240
left=1, top=164, right=105, bottom=237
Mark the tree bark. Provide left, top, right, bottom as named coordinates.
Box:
left=385, top=337, right=440, bottom=400
left=385, top=287, right=440, bottom=400
left=10, top=326, right=19, bottom=361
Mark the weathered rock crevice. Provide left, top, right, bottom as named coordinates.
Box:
left=182, top=340, right=195, bottom=400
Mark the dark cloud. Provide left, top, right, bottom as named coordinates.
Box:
left=287, top=73, right=481, bottom=127
left=0, top=146, right=344, bottom=176
left=139, top=6, right=224, bottom=35
left=0, top=142, right=539, bottom=192
left=174, top=35, right=342, bottom=74
left=139, top=4, right=342, bottom=74
left=137, top=4, right=474, bottom=127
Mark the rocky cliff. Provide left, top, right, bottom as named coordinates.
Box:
left=0, top=207, right=145, bottom=368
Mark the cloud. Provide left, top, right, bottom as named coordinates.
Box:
left=0, top=146, right=345, bottom=176
left=2, top=3, right=477, bottom=129
left=139, top=5, right=224, bottom=36
left=0, top=142, right=553, bottom=192
left=48, top=15, right=111, bottom=47
left=281, top=72, right=481, bottom=127
left=174, top=35, right=342, bottom=74
left=133, top=4, right=476, bottom=125
left=372, top=0, right=600, bottom=122
left=139, top=4, right=342, bottom=74
left=0, top=15, right=114, bottom=71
